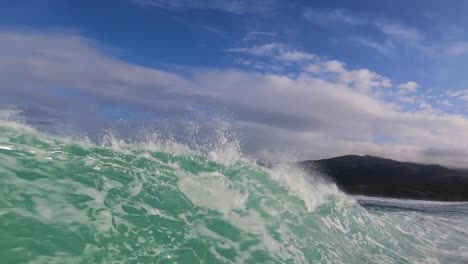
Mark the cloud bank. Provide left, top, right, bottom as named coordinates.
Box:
left=2, top=30, right=468, bottom=167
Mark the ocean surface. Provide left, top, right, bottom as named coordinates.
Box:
left=1, top=119, right=467, bottom=264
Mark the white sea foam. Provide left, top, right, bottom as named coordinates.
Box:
left=0, top=145, right=13, bottom=150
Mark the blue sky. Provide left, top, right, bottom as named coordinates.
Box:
left=2, top=0, right=468, bottom=166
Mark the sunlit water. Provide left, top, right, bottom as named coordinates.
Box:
left=0, top=119, right=467, bottom=263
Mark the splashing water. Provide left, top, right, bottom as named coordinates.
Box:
left=0, top=120, right=467, bottom=264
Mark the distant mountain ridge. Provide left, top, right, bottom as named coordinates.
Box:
left=299, top=155, right=468, bottom=201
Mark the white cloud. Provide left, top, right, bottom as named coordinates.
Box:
left=242, top=31, right=277, bottom=42
left=305, top=64, right=321, bottom=73
left=303, top=8, right=367, bottom=26
left=304, top=61, right=346, bottom=74
left=3, top=30, right=468, bottom=167
left=338, top=69, right=392, bottom=92
left=376, top=23, right=421, bottom=42
left=0, top=31, right=186, bottom=95
left=354, top=38, right=396, bottom=56
left=447, top=89, right=468, bottom=101
left=322, top=60, right=346, bottom=73
left=398, top=81, right=419, bottom=93
left=277, top=50, right=316, bottom=62
left=446, top=42, right=468, bottom=56
left=227, top=43, right=316, bottom=63
left=131, top=0, right=279, bottom=14
left=302, top=8, right=421, bottom=44
left=439, top=100, right=453, bottom=107
left=397, top=95, right=417, bottom=104
left=228, top=43, right=278, bottom=57
left=197, top=70, right=468, bottom=167
left=303, top=8, right=429, bottom=56
left=230, top=44, right=390, bottom=94
left=419, top=101, right=432, bottom=110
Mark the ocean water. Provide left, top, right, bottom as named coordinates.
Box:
left=1, top=119, right=467, bottom=264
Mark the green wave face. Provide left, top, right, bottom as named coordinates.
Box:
left=0, top=121, right=465, bottom=264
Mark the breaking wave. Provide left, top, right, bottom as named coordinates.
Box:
left=0, top=118, right=467, bottom=263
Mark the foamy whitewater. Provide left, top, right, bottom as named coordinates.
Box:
left=0, top=119, right=467, bottom=264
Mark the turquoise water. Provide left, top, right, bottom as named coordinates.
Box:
left=0, top=120, right=467, bottom=263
